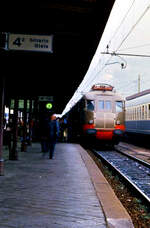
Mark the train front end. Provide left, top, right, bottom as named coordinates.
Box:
left=83, top=84, right=125, bottom=145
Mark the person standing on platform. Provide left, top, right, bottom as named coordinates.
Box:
left=40, top=114, right=49, bottom=155
left=48, top=114, right=59, bottom=159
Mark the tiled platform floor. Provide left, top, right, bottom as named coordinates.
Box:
left=0, top=143, right=107, bottom=228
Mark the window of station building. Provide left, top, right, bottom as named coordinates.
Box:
left=105, top=100, right=112, bottom=110
left=19, top=100, right=24, bottom=109
left=87, top=100, right=94, bottom=111
left=10, top=99, right=15, bottom=109
left=116, top=101, right=123, bottom=113
left=98, top=100, right=104, bottom=110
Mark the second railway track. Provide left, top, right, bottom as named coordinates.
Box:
left=92, top=148, right=150, bottom=204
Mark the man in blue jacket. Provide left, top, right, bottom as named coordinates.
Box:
left=48, top=114, right=59, bottom=159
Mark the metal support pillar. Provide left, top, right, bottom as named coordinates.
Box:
left=28, top=99, right=32, bottom=145
left=0, top=77, right=5, bottom=175
left=7, top=99, right=12, bottom=155
left=9, top=98, right=18, bottom=160
left=32, top=97, right=39, bottom=141
left=21, top=98, right=27, bottom=152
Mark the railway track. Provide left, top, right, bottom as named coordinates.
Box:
left=92, top=148, right=150, bottom=204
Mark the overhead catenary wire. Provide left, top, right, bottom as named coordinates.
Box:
left=119, top=43, right=150, bottom=52
left=76, top=1, right=149, bottom=92
left=62, top=1, right=150, bottom=116
left=101, top=52, right=150, bottom=58
left=115, top=4, right=150, bottom=52
left=107, top=0, right=136, bottom=48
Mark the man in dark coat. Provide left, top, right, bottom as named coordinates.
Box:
left=48, top=114, right=59, bottom=159
left=39, top=114, right=49, bottom=154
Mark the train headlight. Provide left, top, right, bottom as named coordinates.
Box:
left=88, top=120, right=94, bottom=124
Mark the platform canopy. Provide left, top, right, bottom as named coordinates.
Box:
left=0, top=0, right=115, bottom=113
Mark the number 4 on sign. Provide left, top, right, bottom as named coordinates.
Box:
left=13, top=37, right=25, bottom=47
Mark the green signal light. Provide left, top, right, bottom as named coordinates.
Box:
left=46, top=103, right=53, bottom=109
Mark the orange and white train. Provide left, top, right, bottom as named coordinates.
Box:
left=67, top=83, right=125, bottom=145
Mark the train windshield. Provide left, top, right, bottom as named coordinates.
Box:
left=98, top=100, right=112, bottom=111
left=98, top=100, right=104, bottom=110
left=116, top=101, right=123, bottom=112
left=87, top=100, right=94, bottom=111
left=105, top=101, right=112, bottom=110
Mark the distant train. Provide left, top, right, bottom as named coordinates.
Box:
left=125, top=89, right=150, bottom=136
left=67, top=83, right=125, bottom=145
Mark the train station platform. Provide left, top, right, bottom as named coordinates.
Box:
left=0, top=143, right=133, bottom=228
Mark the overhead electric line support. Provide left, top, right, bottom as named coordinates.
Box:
left=101, top=51, right=150, bottom=58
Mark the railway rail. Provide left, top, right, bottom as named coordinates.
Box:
left=92, top=148, right=150, bottom=205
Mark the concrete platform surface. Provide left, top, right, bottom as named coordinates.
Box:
left=0, top=143, right=107, bottom=228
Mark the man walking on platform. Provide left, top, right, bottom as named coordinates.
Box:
left=48, top=114, right=59, bottom=159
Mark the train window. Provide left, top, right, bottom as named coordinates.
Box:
left=116, top=101, right=123, bottom=112
left=105, top=101, right=112, bottom=110
left=80, top=98, right=86, bottom=109
left=128, top=109, right=130, bottom=120
left=126, top=109, right=128, bottom=120
left=139, top=107, right=141, bottom=119
left=132, top=108, right=134, bottom=120
left=138, top=107, right=140, bottom=120
left=126, top=109, right=129, bottom=120
left=145, top=105, right=147, bottom=120
left=131, top=108, right=133, bottom=120
left=98, top=100, right=104, bottom=110
left=133, top=108, right=135, bottom=120
left=138, top=107, right=141, bottom=120
left=129, top=109, right=131, bottom=120
left=135, top=107, right=137, bottom=120
left=137, top=107, right=139, bottom=120
left=87, top=100, right=94, bottom=111
left=148, top=104, right=150, bottom=118
left=136, top=108, right=137, bottom=120
left=142, top=105, right=144, bottom=119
